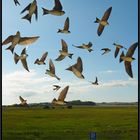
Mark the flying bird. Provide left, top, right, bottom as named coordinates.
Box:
left=52, top=86, right=69, bottom=105
left=94, top=7, right=112, bottom=36
left=57, top=17, right=70, bottom=33
left=2, top=31, right=39, bottom=53
left=19, top=96, right=28, bottom=107
left=113, top=43, right=127, bottom=58
left=14, top=48, right=29, bottom=72
left=20, top=0, right=38, bottom=23
left=45, top=59, right=60, bottom=80
left=72, top=42, right=93, bottom=52
left=55, top=39, right=73, bottom=61
left=53, top=85, right=61, bottom=91
left=119, top=42, right=138, bottom=78
left=14, top=0, right=20, bottom=6
left=90, top=77, right=99, bottom=85
left=42, top=0, right=65, bottom=16
left=101, top=48, right=111, bottom=55
left=66, top=57, right=84, bottom=79
left=34, top=52, right=48, bottom=65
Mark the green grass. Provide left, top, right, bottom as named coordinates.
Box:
left=2, top=106, right=138, bottom=140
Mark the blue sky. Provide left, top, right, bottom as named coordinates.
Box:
left=2, top=0, right=138, bottom=105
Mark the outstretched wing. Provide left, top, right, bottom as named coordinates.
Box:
left=53, top=0, right=62, bottom=11
left=124, top=61, right=133, bottom=78
left=20, top=3, right=31, bottom=14
left=75, top=57, right=83, bottom=72
left=19, top=96, right=24, bottom=102
left=101, top=7, right=112, bottom=21
left=21, top=58, right=29, bottom=72
left=55, top=55, right=65, bottom=61
left=114, top=47, right=120, bottom=58
left=61, top=39, right=68, bottom=52
left=40, top=52, right=48, bottom=62
left=49, top=59, right=55, bottom=74
left=126, top=42, right=138, bottom=57
left=2, top=35, right=14, bottom=45
left=58, top=86, right=69, bottom=101
left=64, top=17, right=69, bottom=30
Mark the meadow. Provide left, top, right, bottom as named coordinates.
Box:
left=2, top=106, right=138, bottom=140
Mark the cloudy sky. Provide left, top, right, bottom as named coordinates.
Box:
left=2, top=0, right=138, bottom=105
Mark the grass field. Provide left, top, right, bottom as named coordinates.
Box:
left=2, top=106, right=138, bottom=140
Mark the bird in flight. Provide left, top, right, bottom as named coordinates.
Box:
left=119, top=42, right=138, bottom=78
left=66, top=57, right=85, bottom=79
left=72, top=42, right=93, bottom=52
left=19, top=96, right=29, bottom=107
left=94, top=7, right=112, bottom=36
left=20, top=0, right=38, bottom=23
left=42, top=0, right=65, bottom=16
left=90, top=77, right=99, bottom=85
left=101, top=48, right=111, bottom=55
left=2, top=31, right=39, bottom=53
left=113, top=43, right=127, bottom=58
left=57, top=17, right=70, bottom=34
left=14, top=0, right=20, bottom=6
left=53, top=85, right=61, bottom=91
left=55, top=39, right=73, bottom=61
left=34, top=52, right=48, bottom=65
left=14, top=48, right=29, bottom=72
left=45, top=59, right=60, bottom=80
left=52, top=86, right=69, bottom=105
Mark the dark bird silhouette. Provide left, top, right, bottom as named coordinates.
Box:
left=14, top=48, right=29, bottom=72
left=45, top=59, right=60, bottom=80
left=14, top=0, right=20, bottom=6
left=55, top=39, right=73, bottom=61
left=52, top=86, right=69, bottom=105
left=66, top=57, right=84, bottom=79
left=72, top=42, right=93, bottom=52
left=53, top=85, right=61, bottom=91
left=94, top=7, right=112, bottom=36
left=19, top=96, right=29, bottom=107
left=119, top=42, right=138, bottom=78
left=42, top=0, right=65, bottom=16
left=101, top=48, right=111, bottom=55
left=34, top=52, right=48, bottom=65
left=2, top=31, right=39, bottom=53
left=58, top=17, right=70, bottom=33
left=21, top=0, right=38, bottom=23
left=113, top=43, right=127, bottom=58
left=90, top=77, right=99, bottom=85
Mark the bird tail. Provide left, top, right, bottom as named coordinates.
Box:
left=119, top=51, right=125, bottom=63
left=5, top=45, right=14, bottom=53
left=94, top=17, right=100, bottom=23
left=14, top=53, right=20, bottom=64
left=42, top=8, right=49, bottom=15
left=22, top=14, right=31, bottom=23
left=88, top=49, right=93, bottom=52
left=57, top=29, right=61, bottom=33
left=68, top=54, right=73, bottom=59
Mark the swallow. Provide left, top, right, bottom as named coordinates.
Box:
left=119, top=42, right=138, bottom=78
left=42, top=0, right=65, bottom=16
left=101, top=48, right=111, bottom=55
left=57, top=17, right=70, bottom=33
left=34, top=52, right=48, bottom=65
left=21, top=0, right=38, bottom=23
left=2, top=31, right=39, bottom=53
left=45, top=59, right=60, bottom=80
left=66, top=57, right=84, bottom=79
left=90, top=77, right=99, bottom=85
left=52, top=86, right=69, bottom=105
left=113, top=43, right=127, bottom=58
left=72, top=42, right=93, bottom=52
left=55, top=39, right=73, bottom=61
left=94, top=7, right=112, bottom=36
left=14, top=48, right=29, bottom=72
left=53, top=85, right=61, bottom=91
left=14, top=0, right=20, bottom=6
left=19, top=96, right=29, bottom=107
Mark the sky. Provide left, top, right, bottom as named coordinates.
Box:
left=2, top=0, right=138, bottom=105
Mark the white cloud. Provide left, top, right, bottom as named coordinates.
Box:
left=99, top=70, right=116, bottom=74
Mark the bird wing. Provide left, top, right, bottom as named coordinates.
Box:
left=19, top=96, right=24, bottom=102
left=73, top=45, right=83, bottom=49
left=14, top=0, right=20, bottom=6
left=18, top=36, right=39, bottom=45
left=124, top=61, right=133, bottom=78
left=87, top=42, right=92, bottom=48
left=21, top=58, right=29, bottom=72
left=126, top=42, right=138, bottom=57
left=34, top=5, right=38, bottom=20
left=58, top=86, right=69, bottom=101
left=75, top=57, right=83, bottom=72
left=95, top=77, right=98, bottom=83
left=49, top=59, right=55, bottom=74
left=101, top=48, right=107, bottom=51
left=20, top=3, right=31, bottom=14
left=97, top=24, right=105, bottom=36
left=101, top=7, right=112, bottom=21
left=2, top=35, right=14, bottom=45
left=63, top=17, right=69, bottom=30
left=40, top=52, right=48, bottom=62
left=21, top=48, right=26, bottom=55
left=114, top=47, right=120, bottom=58
left=61, top=39, right=68, bottom=52
left=55, top=55, right=65, bottom=61
left=53, top=85, right=60, bottom=88
left=53, top=0, right=62, bottom=11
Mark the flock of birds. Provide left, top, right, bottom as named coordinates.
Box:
left=3, top=0, right=138, bottom=107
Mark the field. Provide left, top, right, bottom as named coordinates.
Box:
left=2, top=106, right=138, bottom=140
